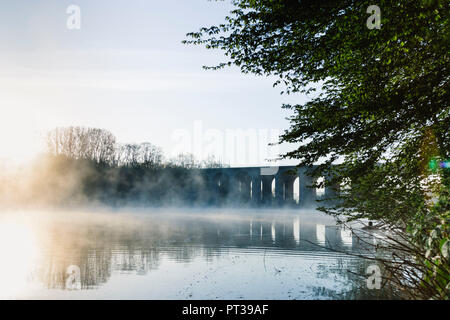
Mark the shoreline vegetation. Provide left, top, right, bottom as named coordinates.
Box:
left=0, top=126, right=231, bottom=208
left=181, top=0, right=449, bottom=299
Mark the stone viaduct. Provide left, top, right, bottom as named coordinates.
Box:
left=198, top=165, right=339, bottom=207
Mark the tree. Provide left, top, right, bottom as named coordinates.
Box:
left=115, top=143, right=164, bottom=168
left=200, top=154, right=229, bottom=168
left=185, top=0, right=449, bottom=298
left=115, top=143, right=141, bottom=167
left=139, top=143, right=164, bottom=168
left=47, top=126, right=116, bottom=164
left=168, top=153, right=200, bottom=169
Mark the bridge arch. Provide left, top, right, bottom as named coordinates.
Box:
left=261, top=175, right=275, bottom=205
left=201, top=165, right=339, bottom=207
left=293, top=177, right=300, bottom=204
left=212, top=172, right=230, bottom=204
left=233, top=171, right=252, bottom=203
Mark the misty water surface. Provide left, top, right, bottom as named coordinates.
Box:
left=0, top=209, right=393, bottom=299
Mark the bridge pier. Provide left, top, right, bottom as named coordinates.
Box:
left=251, top=176, right=261, bottom=205
left=283, top=175, right=296, bottom=205
left=275, top=175, right=284, bottom=205
left=237, top=174, right=252, bottom=203
left=200, top=165, right=339, bottom=208
left=206, top=175, right=217, bottom=205
left=261, top=176, right=274, bottom=205
left=272, top=170, right=299, bottom=206
left=299, top=173, right=316, bottom=207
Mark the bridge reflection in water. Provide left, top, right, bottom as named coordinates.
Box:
left=13, top=211, right=378, bottom=294
left=200, top=166, right=339, bottom=207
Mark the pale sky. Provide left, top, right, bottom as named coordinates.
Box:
left=0, top=0, right=309, bottom=166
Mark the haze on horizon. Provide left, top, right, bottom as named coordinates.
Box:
left=0, top=0, right=309, bottom=167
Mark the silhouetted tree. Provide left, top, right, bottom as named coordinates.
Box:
left=47, top=127, right=116, bottom=164
left=115, top=142, right=163, bottom=168
left=168, top=153, right=200, bottom=169
left=138, top=143, right=164, bottom=168
left=200, top=155, right=228, bottom=168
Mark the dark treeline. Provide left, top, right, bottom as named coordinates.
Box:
left=35, top=156, right=209, bottom=207
left=0, top=126, right=228, bottom=208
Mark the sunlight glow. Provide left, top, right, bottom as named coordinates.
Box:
left=0, top=221, right=39, bottom=298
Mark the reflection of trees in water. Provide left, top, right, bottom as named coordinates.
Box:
left=80, top=249, right=112, bottom=288
left=35, top=244, right=113, bottom=290
left=303, top=227, right=403, bottom=299
left=110, top=248, right=160, bottom=276
left=32, top=216, right=163, bottom=289
left=311, top=256, right=401, bottom=299
left=31, top=213, right=394, bottom=295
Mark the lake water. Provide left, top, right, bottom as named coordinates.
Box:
left=0, top=209, right=392, bottom=299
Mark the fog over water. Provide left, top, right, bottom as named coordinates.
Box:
left=0, top=208, right=393, bottom=299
